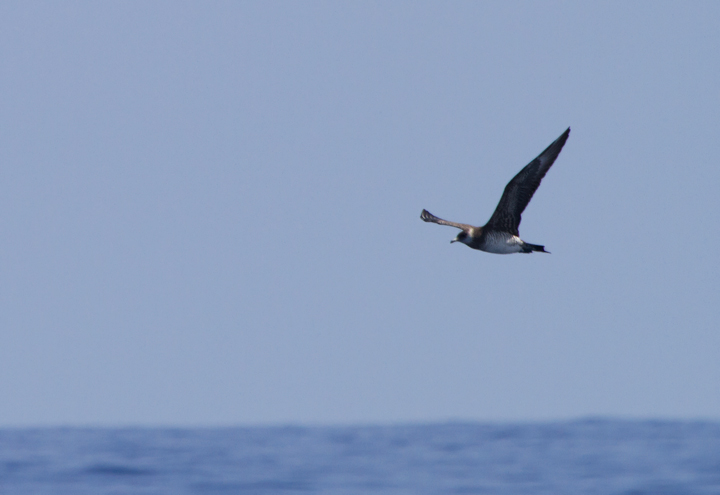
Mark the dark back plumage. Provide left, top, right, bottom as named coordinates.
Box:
left=484, top=128, right=570, bottom=235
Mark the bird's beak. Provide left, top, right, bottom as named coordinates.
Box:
left=450, top=239, right=457, bottom=243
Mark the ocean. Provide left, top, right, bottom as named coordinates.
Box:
left=1, top=420, right=719, bottom=494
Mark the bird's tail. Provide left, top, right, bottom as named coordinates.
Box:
left=522, top=242, right=550, bottom=254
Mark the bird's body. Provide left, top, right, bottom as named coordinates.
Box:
left=420, top=128, right=570, bottom=254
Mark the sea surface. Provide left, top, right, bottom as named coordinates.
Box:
left=1, top=420, right=720, bottom=494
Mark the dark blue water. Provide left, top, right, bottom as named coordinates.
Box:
left=2, top=420, right=720, bottom=494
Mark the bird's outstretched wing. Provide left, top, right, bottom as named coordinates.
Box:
left=485, top=127, right=570, bottom=235
left=420, top=209, right=473, bottom=231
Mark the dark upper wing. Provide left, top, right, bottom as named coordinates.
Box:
left=484, top=127, right=570, bottom=235
left=420, top=209, right=473, bottom=231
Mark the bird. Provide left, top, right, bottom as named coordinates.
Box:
left=420, top=127, right=570, bottom=254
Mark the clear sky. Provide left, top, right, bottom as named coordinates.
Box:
left=1, top=1, right=718, bottom=426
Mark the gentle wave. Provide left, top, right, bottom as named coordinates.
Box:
left=1, top=420, right=719, bottom=494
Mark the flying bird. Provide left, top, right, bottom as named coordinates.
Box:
left=420, top=127, right=570, bottom=254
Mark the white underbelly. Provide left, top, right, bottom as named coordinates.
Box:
left=482, top=234, right=524, bottom=254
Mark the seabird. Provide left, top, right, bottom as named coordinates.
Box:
left=421, top=127, right=570, bottom=254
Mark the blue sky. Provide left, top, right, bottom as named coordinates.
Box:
left=0, top=1, right=718, bottom=426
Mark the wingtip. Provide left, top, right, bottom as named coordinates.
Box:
left=552, top=127, right=571, bottom=148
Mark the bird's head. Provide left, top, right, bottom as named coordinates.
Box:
left=451, top=231, right=470, bottom=245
